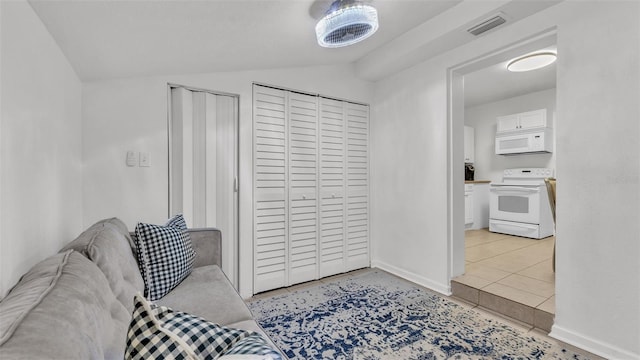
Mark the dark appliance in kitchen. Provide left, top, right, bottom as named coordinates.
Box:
left=465, top=164, right=475, bottom=181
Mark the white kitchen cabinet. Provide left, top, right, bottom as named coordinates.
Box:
left=464, top=184, right=473, bottom=225
left=471, top=183, right=490, bottom=229
left=497, top=109, right=547, bottom=132
left=464, top=126, right=474, bottom=163
left=465, top=182, right=490, bottom=229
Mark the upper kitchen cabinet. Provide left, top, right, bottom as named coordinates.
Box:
left=464, top=125, right=474, bottom=163
left=497, top=109, right=547, bottom=133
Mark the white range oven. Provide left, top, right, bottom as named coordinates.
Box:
left=489, top=168, right=554, bottom=239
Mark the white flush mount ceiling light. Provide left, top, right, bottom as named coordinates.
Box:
left=507, top=52, right=557, bottom=72
left=315, top=0, right=379, bottom=48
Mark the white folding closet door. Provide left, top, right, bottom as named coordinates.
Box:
left=287, top=93, right=319, bottom=285
left=318, top=98, right=346, bottom=278
left=253, top=85, right=368, bottom=294
left=253, top=86, right=288, bottom=293
left=170, top=87, right=238, bottom=286
left=345, top=103, right=370, bottom=271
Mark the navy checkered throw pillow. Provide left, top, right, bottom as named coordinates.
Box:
left=134, top=214, right=196, bottom=300
left=125, top=293, right=251, bottom=360
left=220, top=333, right=282, bottom=359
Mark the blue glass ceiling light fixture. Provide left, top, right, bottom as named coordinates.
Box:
left=315, top=0, right=379, bottom=48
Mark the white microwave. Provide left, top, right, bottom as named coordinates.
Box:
left=495, top=128, right=553, bottom=155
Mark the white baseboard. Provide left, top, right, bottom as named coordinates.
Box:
left=551, top=324, right=640, bottom=360
left=371, top=260, right=451, bottom=296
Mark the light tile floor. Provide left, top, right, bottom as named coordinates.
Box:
left=248, top=267, right=602, bottom=359
left=457, top=228, right=556, bottom=314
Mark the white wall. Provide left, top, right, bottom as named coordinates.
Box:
left=371, top=65, right=451, bottom=293
left=0, top=1, right=83, bottom=298
left=465, top=88, right=556, bottom=182
left=4, top=1, right=637, bottom=357
left=370, top=1, right=639, bottom=358
left=553, top=2, right=639, bottom=358
left=81, top=65, right=373, bottom=299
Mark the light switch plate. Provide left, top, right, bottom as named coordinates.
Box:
left=139, top=152, right=150, bottom=167
left=126, top=151, right=137, bottom=167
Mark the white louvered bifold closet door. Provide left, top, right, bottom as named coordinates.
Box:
left=253, top=86, right=288, bottom=293
left=345, top=103, right=370, bottom=271
left=318, top=98, right=346, bottom=278
left=287, top=93, right=319, bottom=285
left=253, top=85, right=368, bottom=294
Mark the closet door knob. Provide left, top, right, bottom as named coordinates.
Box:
left=302, top=195, right=307, bottom=200
left=332, top=193, right=336, bottom=198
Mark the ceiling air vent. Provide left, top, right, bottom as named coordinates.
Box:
left=467, top=14, right=507, bottom=36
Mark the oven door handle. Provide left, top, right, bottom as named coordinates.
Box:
left=490, top=186, right=540, bottom=195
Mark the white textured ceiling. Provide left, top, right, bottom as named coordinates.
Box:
left=28, top=0, right=560, bottom=105
left=28, top=0, right=461, bottom=81
left=464, top=46, right=557, bottom=108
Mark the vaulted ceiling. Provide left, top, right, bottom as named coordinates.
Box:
left=28, top=0, right=459, bottom=80
left=28, top=0, right=559, bottom=104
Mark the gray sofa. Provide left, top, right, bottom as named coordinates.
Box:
left=0, top=217, right=282, bottom=359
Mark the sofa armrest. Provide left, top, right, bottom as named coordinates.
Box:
left=129, top=227, right=222, bottom=268
left=188, top=228, right=222, bottom=268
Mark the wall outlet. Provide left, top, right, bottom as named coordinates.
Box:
left=126, top=151, right=137, bottom=167
left=139, top=152, right=150, bottom=167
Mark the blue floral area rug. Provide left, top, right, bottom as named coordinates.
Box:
left=248, top=270, right=591, bottom=360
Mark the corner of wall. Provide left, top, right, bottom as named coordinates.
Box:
left=371, top=260, right=452, bottom=296
left=0, top=0, right=84, bottom=298
left=551, top=325, right=640, bottom=360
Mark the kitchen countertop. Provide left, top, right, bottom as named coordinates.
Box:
left=465, top=180, right=491, bottom=184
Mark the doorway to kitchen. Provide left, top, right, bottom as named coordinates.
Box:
left=448, top=31, right=558, bottom=332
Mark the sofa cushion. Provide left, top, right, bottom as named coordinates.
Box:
left=134, top=214, right=196, bottom=300
left=130, top=228, right=222, bottom=268
left=61, top=217, right=144, bottom=313
left=125, top=293, right=252, bottom=360
left=156, top=265, right=253, bottom=326
left=0, top=250, right=131, bottom=359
